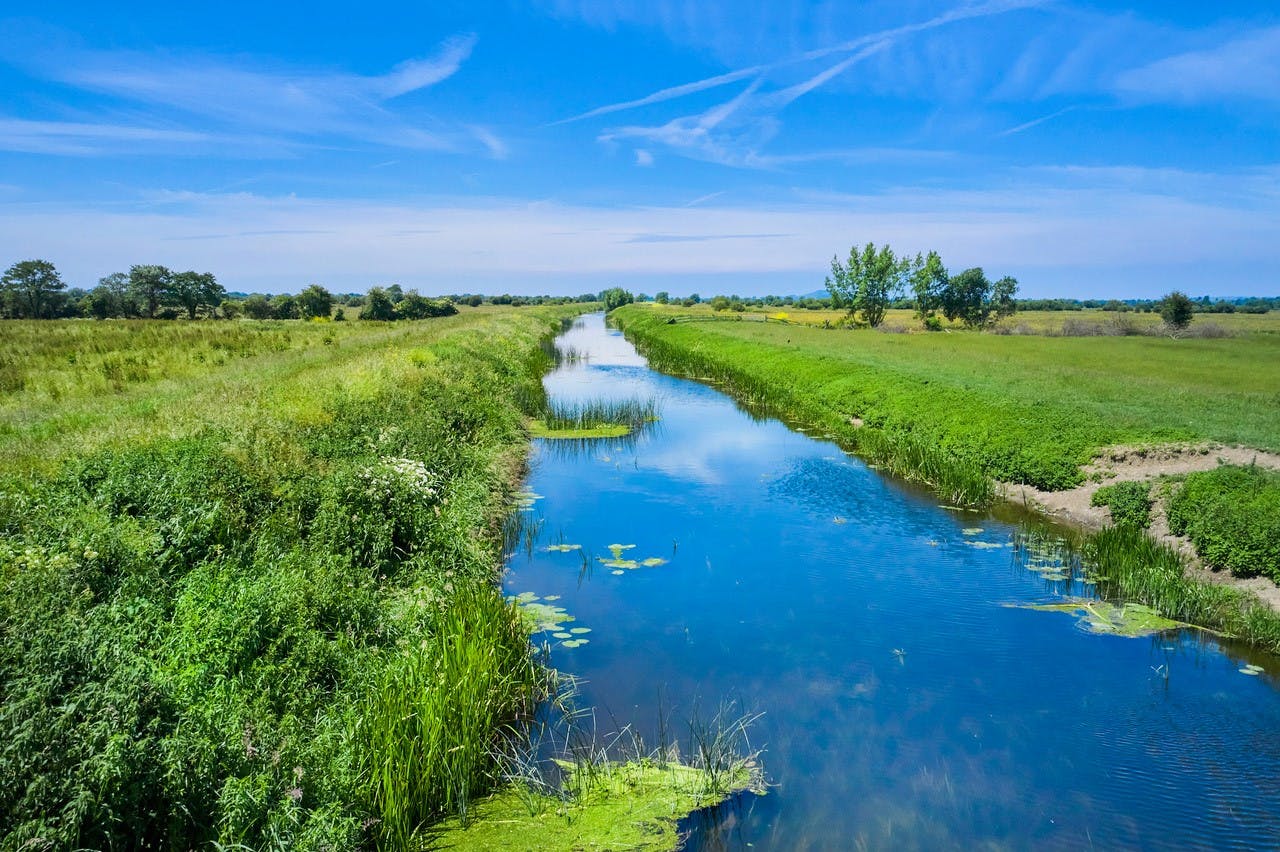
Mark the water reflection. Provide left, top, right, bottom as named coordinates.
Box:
left=506, top=313, right=1280, bottom=851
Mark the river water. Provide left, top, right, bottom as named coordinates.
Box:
left=503, top=313, right=1280, bottom=850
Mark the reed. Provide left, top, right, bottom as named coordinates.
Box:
left=540, top=397, right=658, bottom=432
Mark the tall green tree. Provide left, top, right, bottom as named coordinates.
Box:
left=910, top=251, right=948, bottom=322
left=270, top=294, right=299, bottom=320
left=825, top=242, right=908, bottom=327
left=1160, top=291, right=1195, bottom=331
left=940, top=268, right=1019, bottom=328
left=599, top=287, right=634, bottom=312
left=2, top=259, right=66, bottom=319
left=171, top=271, right=225, bottom=319
left=127, top=265, right=173, bottom=318
left=297, top=284, right=333, bottom=319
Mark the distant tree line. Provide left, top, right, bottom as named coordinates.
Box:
left=0, top=259, right=618, bottom=321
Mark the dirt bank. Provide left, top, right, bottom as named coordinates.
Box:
left=1000, top=443, right=1280, bottom=611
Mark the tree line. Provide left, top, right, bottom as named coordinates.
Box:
left=0, top=259, right=599, bottom=321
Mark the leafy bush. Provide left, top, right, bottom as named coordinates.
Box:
left=1167, top=464, right=1280, bottom=580
left=1091, top=480, right=1152, bottom=528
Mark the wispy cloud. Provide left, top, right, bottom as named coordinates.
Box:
left=581, top=0, right=1046, bottom=167
left=0, top=32, right=500, bottom=157
left=996, top=105, right=1080, bottom=137
left=1114, top=26, right=1280, bottom=104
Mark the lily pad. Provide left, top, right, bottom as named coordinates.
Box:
left=1010, top=600, right=1184, bottom=637
left=553, top=632, right=572, bottom=640
left=570, top=627, right=592, bottom=634
left=561, top=639, right=589, bottom=648
left=598, top=557, right=639, bottom=569
left=965, top=541, right=1004, bottom=549
left=962, top=528, right=984, bottom=536
left=543, top=594, right=561, bottom=601
left=611, top=570, right=625, bottom=576
left=1240, top=663, right=1265, bottom=676
left=640, top=557, right=668, bottom=567
left=545, top=544, right=582, bottom=553
left=607, top=543, right=637, bottom=558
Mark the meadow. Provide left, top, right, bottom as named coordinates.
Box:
left=0, top=308, right=579, bottom=849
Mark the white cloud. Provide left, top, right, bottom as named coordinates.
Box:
left=1114, top=26, right=1280, bottom=104
left=3, top=169, right=1275, bottom=297
left=634, top=149, right=655, bottom=166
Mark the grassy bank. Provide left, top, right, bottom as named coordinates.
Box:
left=612, top=304, right=1280, bottom=497
left=612, top=304, right=1280, bottom=652
left=0, top=310, right=581, bottom=849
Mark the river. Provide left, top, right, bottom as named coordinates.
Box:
left=503, top=313, right=1280, bottom=850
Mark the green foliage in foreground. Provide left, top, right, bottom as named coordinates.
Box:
left=0, top=308, right=577, bottom=849
left=611, top=305, right=1280, bottom=494
left=1091, top=481, right=1153, bottom=528
left=1167, top=465, right=1280, bottom=582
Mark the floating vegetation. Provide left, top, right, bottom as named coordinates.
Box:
left=596, top=544, right=669, bottom=572
left=965, top=541, right=1006, bottom=549
left=640, top=557, right=667, bottom=567
left=607, top=543, right=636, bottom=557
left=507, top=593, right=589, bottom=648
left=513, top=489, right=543, bottom=511
left=545, top=543, right=582, bottom=553
left=599, top=558, right=639, bottom=569
left=529, top=420, right=631, bottom=439
left=961, top=528, right=983, bottom=536
left=1240, top=664, right=1266, bottom=676
left=611, top=570, right=625, bottom=576
left=1011, top=600, right=1184, bottom=637
left=832, top=516, right=848, bottom=525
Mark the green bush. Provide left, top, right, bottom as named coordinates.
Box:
left=1167, top=464, right=1280, bottom=580
left=1090, top=480, right=1152, bottom=528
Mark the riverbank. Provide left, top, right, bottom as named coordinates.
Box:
left=611, top=304, right=1280, bottom=650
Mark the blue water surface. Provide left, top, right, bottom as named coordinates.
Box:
left=504, top=314, right=1280, bottom=851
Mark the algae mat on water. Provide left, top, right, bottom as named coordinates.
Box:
left=426, top=761, right=759, bottom=851
left=1009, top=600, right=1184, bottom=637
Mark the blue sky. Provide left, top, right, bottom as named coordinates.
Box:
left=1, top=1, right=1277, bottom=297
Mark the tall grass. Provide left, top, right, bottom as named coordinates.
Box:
left=362, top=583, right=547, bottom=847
left=1084, top=525, right=1280, bottom=653
left=540, top=397, right=658, bottom=432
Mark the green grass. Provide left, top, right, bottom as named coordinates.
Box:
left=613, top=304, right=1280, bottom=495
left=0, top=308, right=580, bottom=849
left=1166, top=465, right=1280, bottom=581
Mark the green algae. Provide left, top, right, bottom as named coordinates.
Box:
left=1011, top=600, right=1185, bottom=637
left=427, top=759, right=761, bottom=851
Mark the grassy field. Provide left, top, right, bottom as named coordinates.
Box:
left=614, top=304, right=1280, bottom=496
left=0, top=309, right=581, bottom=849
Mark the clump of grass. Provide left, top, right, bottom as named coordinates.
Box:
left=1084, top=525, right=1280, bottom=653
left=1091, top=480, right=1153, bottom=528
left=540, top=398, right=658, bottom=433
left=361, top=582, right=548, bottom=847
left=1166, top=464, right=1280, bottom=581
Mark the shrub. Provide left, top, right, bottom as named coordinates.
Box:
left=1167, top=465, right=1280, bottom=580
left=1090, top=480, right=1152, bottom=528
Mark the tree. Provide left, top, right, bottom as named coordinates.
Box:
left=385, top=284, right=405, bottom=304
left=242, top=294, right=273, bottom=319
left=599, top=287, right=634, bottom=312
left=1160, top=291, right=1195, bottom=331
left=910, top=251, right=948, bottom=322
left=95, top=271, right=136, bottom=317
left=171, top=271, right=224, bottom=319
left=939, top=268, right=1019, bottom=328
left=297, top=284, right=333, bottom=320
left=825, top=242, right=909, bottom=327
left=709, top=295, right=731, bottom=311
left=1, top=259, right=66, bottom=319
left=362, top=287, right=396, bottom=321
left=655, top=291, right=670, bottom=304
left=219, top=298, right=242, bottom=320
left=127, top=265, right=174, bottom=318
left=271, top=294, right=299, bottom=320
left=464, top=295, right=483, bottom=307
